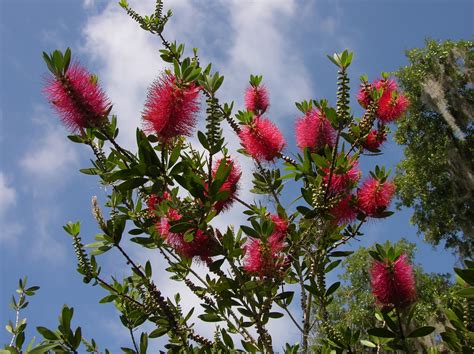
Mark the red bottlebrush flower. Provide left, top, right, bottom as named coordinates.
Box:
left=147, top=192, right=171, bottom=219
left=370, top=254, right=416, bottom=308
left=147, top=194, right=159, bottom=211
left=377, top=92, right=409, bottom=123
left=270, top=214, right=288, bottom=237
left=363, top=129, right=387, bottom=150
left=357, top=178, right=396, bottom=216
left=295, top=109, right=336, bottom=151
left=243, top=235, right=285, bottom=278
left=329, top=194, right=357, bottom=225
left=147, top=191, right=171, bottom=211
left=323, top=159, right=361, bottom=195
left=239, top=116, right=286, bottom=162
left=357, top=84, right=372, bottom=109
left=156, top=207, right=182, bottom=239
left=168, top=229, right=214, bottom=262
left=157, top=212, right=214, bottom=261
left=212, top=157, right=242, bottom=212
left=245, top=85, right=269, bottom=114
left=143, top=73, right=200, bottom=142
left=357, top=79, right=408, bottom=122
left=358, top=79, right=397, bottom=109
left=44, top=63, right=109, bottom=131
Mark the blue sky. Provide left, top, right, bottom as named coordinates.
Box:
left=1, top=0, right=472, bottom=351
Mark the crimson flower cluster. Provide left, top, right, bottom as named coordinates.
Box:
left=239, top=86, right=286, bottom=162
left=370, top=254, right=417, bottom=309
left=357, top=78, right=409, bottom=150
left=239, top=116, right=286, bottom=162
left=44, top=63, right=110, bottom=131
left=143, top=73, right=200, bottom=142
left=295, top=109, right=336, bottom=151
left=245, top=84, right=269, bottom=114
left=243, top=214, right=289, bottom=278
left=150, top=192, right=215, bottom=261
left=357, top=78, right=409, bottom=123
left=211, top=157, right=242, bottom=213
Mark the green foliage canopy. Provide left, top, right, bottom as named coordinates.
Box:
left=394, top=39, right=474, bottom=258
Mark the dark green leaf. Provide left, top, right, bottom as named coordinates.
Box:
left=367, top=327, right=396, bottom=338
left=407, top=326, right=435, bottom=338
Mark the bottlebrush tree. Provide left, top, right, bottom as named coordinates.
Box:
left=5, top=1, right=456, bottom=353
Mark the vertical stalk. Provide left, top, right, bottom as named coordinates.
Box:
left=395, top=307, right=411, bottom=354
left=9, top=292, right=24, bottom=348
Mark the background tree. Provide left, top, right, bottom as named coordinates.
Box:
left=394, top=39, right=474, bottom=258
left=312, top=239, right=453, bottom=352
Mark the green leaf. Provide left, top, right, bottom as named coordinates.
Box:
left=169, top=222, right=193, bottom=233
left=198, top=313, right=222, bottom=322
left=79, top=168, right=99, bottom=175
left=241, top=340, right=259, bottom=352
left=183, top=231, right=194, bottom=242
left=240, top=225, right=259, bottom=238
left=149, top=327, right=168, bottom=338
left=328, top=251, right=354, bottom=257
left=360, top=340, right=376, bottom=348
left=36, top=326, right=59, bottom=340
left=268, top=312, right=284, bottom=318
left=454, top=268, right=474, bottom=285
left=367, top=327, right=397, bottom=338
left=221, top=328, right=234, bottom=348
left=455, top=287, right=474, bottom=298
left=407, top=326, right=435, bottom=338
left=325, top=281, right=341, bottom=297
left=117, top=178, right=148, bottom=191
left=139, top=332, right=148, bottom=354
left=63, top=47, right=71, bottom=73
left=67, top=135, right=83, bottom=143
left=29, top=343, right=61, bottom=354
left=325, top=260, right=342, bottom=273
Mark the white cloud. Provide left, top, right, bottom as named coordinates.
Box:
left=20, top=126, right=78, bottom=182
left=0, top=172, right=24, bottom=245
left=0, top=172, right=16, bottom=216
left=0, top=222, right=24, bottom=246
left=79, top=0, right=337, bottom=349
left=83, top=0, right=96, bottom=9
left=29, top=207, right=67, bottom=263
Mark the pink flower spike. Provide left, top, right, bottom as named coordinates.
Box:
left=357, top=84, right=372, bottom=109
left=269, top=214, right=289, bottom=241
left=323, top=159, right=361, bottom=195
left=172, top=229, right=214, bottom=262
left=143, top=73, right=200, bottom=142
left=243, top=236, right=285, bottom=278
left=357, top=178, right=396, bottom=216
left=245, top=85, right=269, bottom=114
left=377, top=92, right=409, bottom=123
left=212, top=157, right=242, bottom=212
left=44, top=63, right=110, bottom=131
left=363, top=129, right=387, bottom=151
left=358, top=78, right=397, bottom=108
left=295, top=109, right=336, bottom=151
left=329, top=194, right=357, bottom=225
left=239, top=116, right=286, bottom=162
left=370, top=254, right=416, bottom=308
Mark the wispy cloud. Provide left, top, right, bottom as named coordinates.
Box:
left=20, top=107, right=79, bottom=186
left=79, top=0, right=336, bottom=349
left=29, top=206, right=67, bottom=263
left=0, top=172, right=24, bottom=246
left=0, top=172, right=16, bottom=217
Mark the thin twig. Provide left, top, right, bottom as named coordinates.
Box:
left=129, top=327, right=139, bottom=353
left=9, top=292, right=24, bottom=347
